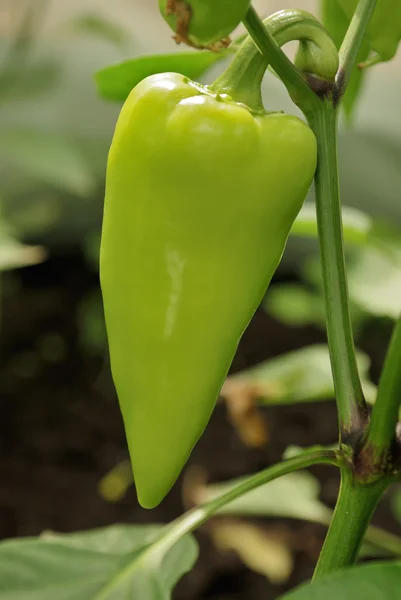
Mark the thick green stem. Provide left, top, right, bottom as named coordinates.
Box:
left=313, top=468, right=388, bottom=578
left=307, top=102, right=368, bottom=438
left=212, top=8, right=338, bottom=112
left=239, top=7, right=315, bottom=109
left=336, top=0, right=377, bottom=97
left=156, top=448, right=338, bottom=552
left=365, top=315, right=401, bottom=462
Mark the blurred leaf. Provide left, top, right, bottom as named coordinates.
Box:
left=98, top=460, right=133, bottom=502
left=0, top=0, right=47, bottom=66
left=68, top=13, right=130, bottom=47
left=321, top=0, right=370, bottom=120
left=339, top=132, right=401, bottom=222
left=391, top=487, right=401, bottom=524
left=292, top=203, right=373, bottom=245
left=7, top=198, right=61, bottom=238
left=264, top=284, right=325, bottom=328
left=222, top=345, right=376, bottom=406
left=0, top=61, right=60, bottom=103
left=78, top=291, right=107, bottom=355
left=0, top=524, right=198, bottom=599
left=336, top=0, right=401, bottom=64
left=37, top=332, right=67, bottom=364
left=264, top=282, right=368, bottom=338
left=0, top=217, right=46, bottom=270
left=95, top=51, right=227, bottom=102
left=0, top=130, right=95, bottom=196
left=83, top=231, right=101, bottom=271
left=280, top=561, right=401, bottom=599
left=223, top=380, right=269, bottom=449
left=348, top=245, right=401, bottom=319
left=193, top=471, right=331, bottom=525
left=212, top=521, right=293, bottom=584
left=0, top=238, right=46, bottom=271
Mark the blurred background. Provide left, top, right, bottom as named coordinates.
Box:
left=1, top=1, right=401, bottom=599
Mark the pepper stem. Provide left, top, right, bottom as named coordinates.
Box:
left=210, top=9, right=339, bottom=111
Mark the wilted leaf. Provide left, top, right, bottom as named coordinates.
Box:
left=223, top=386, right=269, bottom=448
left=212, top=520, right=293, bottom=584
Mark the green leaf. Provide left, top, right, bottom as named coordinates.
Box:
left=263, top=284, right=326, bottom=328
left=0, top=129, right=95, bottom=196
left=264, top=282, right=368, bottom=337
left=321, top=0, right=371, bottom=120
left=223, top=344, right=376, bottom=405
left=291, top=203, right=373, bottom=245
left=280, top=561, right=401, bottom=599
left=95, top=51, right=227, bottom=102
left=336, top=0, right=401, bottom=63
left=0, top=524, right=198, bottom=599
left=196, top=471, right=331, bottom=525
left=348, top=244, right=401, bottom=319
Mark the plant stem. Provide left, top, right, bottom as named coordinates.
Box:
left=241, top=6, right=319, bottom=111
left=306, top=101, right=367, bottom=438
left=336, top=0, right=377, bottom=97
left=157, top=448, right=338, bottom=552
left=313, top=468, right=388, bottom=578
left=364, top=315, right=401, bottom=462
left=213, top=9, right=338, bottom=111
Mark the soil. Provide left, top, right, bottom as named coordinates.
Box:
left=0, top=251, right=399, bottom=599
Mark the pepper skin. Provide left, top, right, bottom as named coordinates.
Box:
left=159, top=0, right=252, bottom=48
left=100, top=73, right=317, bottom=508
left=336, top=0, right=401, bottom=61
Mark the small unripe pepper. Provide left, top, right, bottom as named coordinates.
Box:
left=100, top=10, right=331, bottom=508
left=159, top=0, right=252, bottom=49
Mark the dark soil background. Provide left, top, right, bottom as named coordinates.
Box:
left=0, top=251, right=400, bottom=599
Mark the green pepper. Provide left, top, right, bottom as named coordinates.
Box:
left=159, top=0, right=252, bottom=48
left=100, top=70, right=317, bottom=508
left=336, top=0, right=401, bottom=61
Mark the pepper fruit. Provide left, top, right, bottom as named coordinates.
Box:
left=159, top=0, right=252, bottom=49
left=100, top=8, right=329, bottom=509
left=336, top=0, right=401, bottom=62
left=100, top=69, right=317, bottom=508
